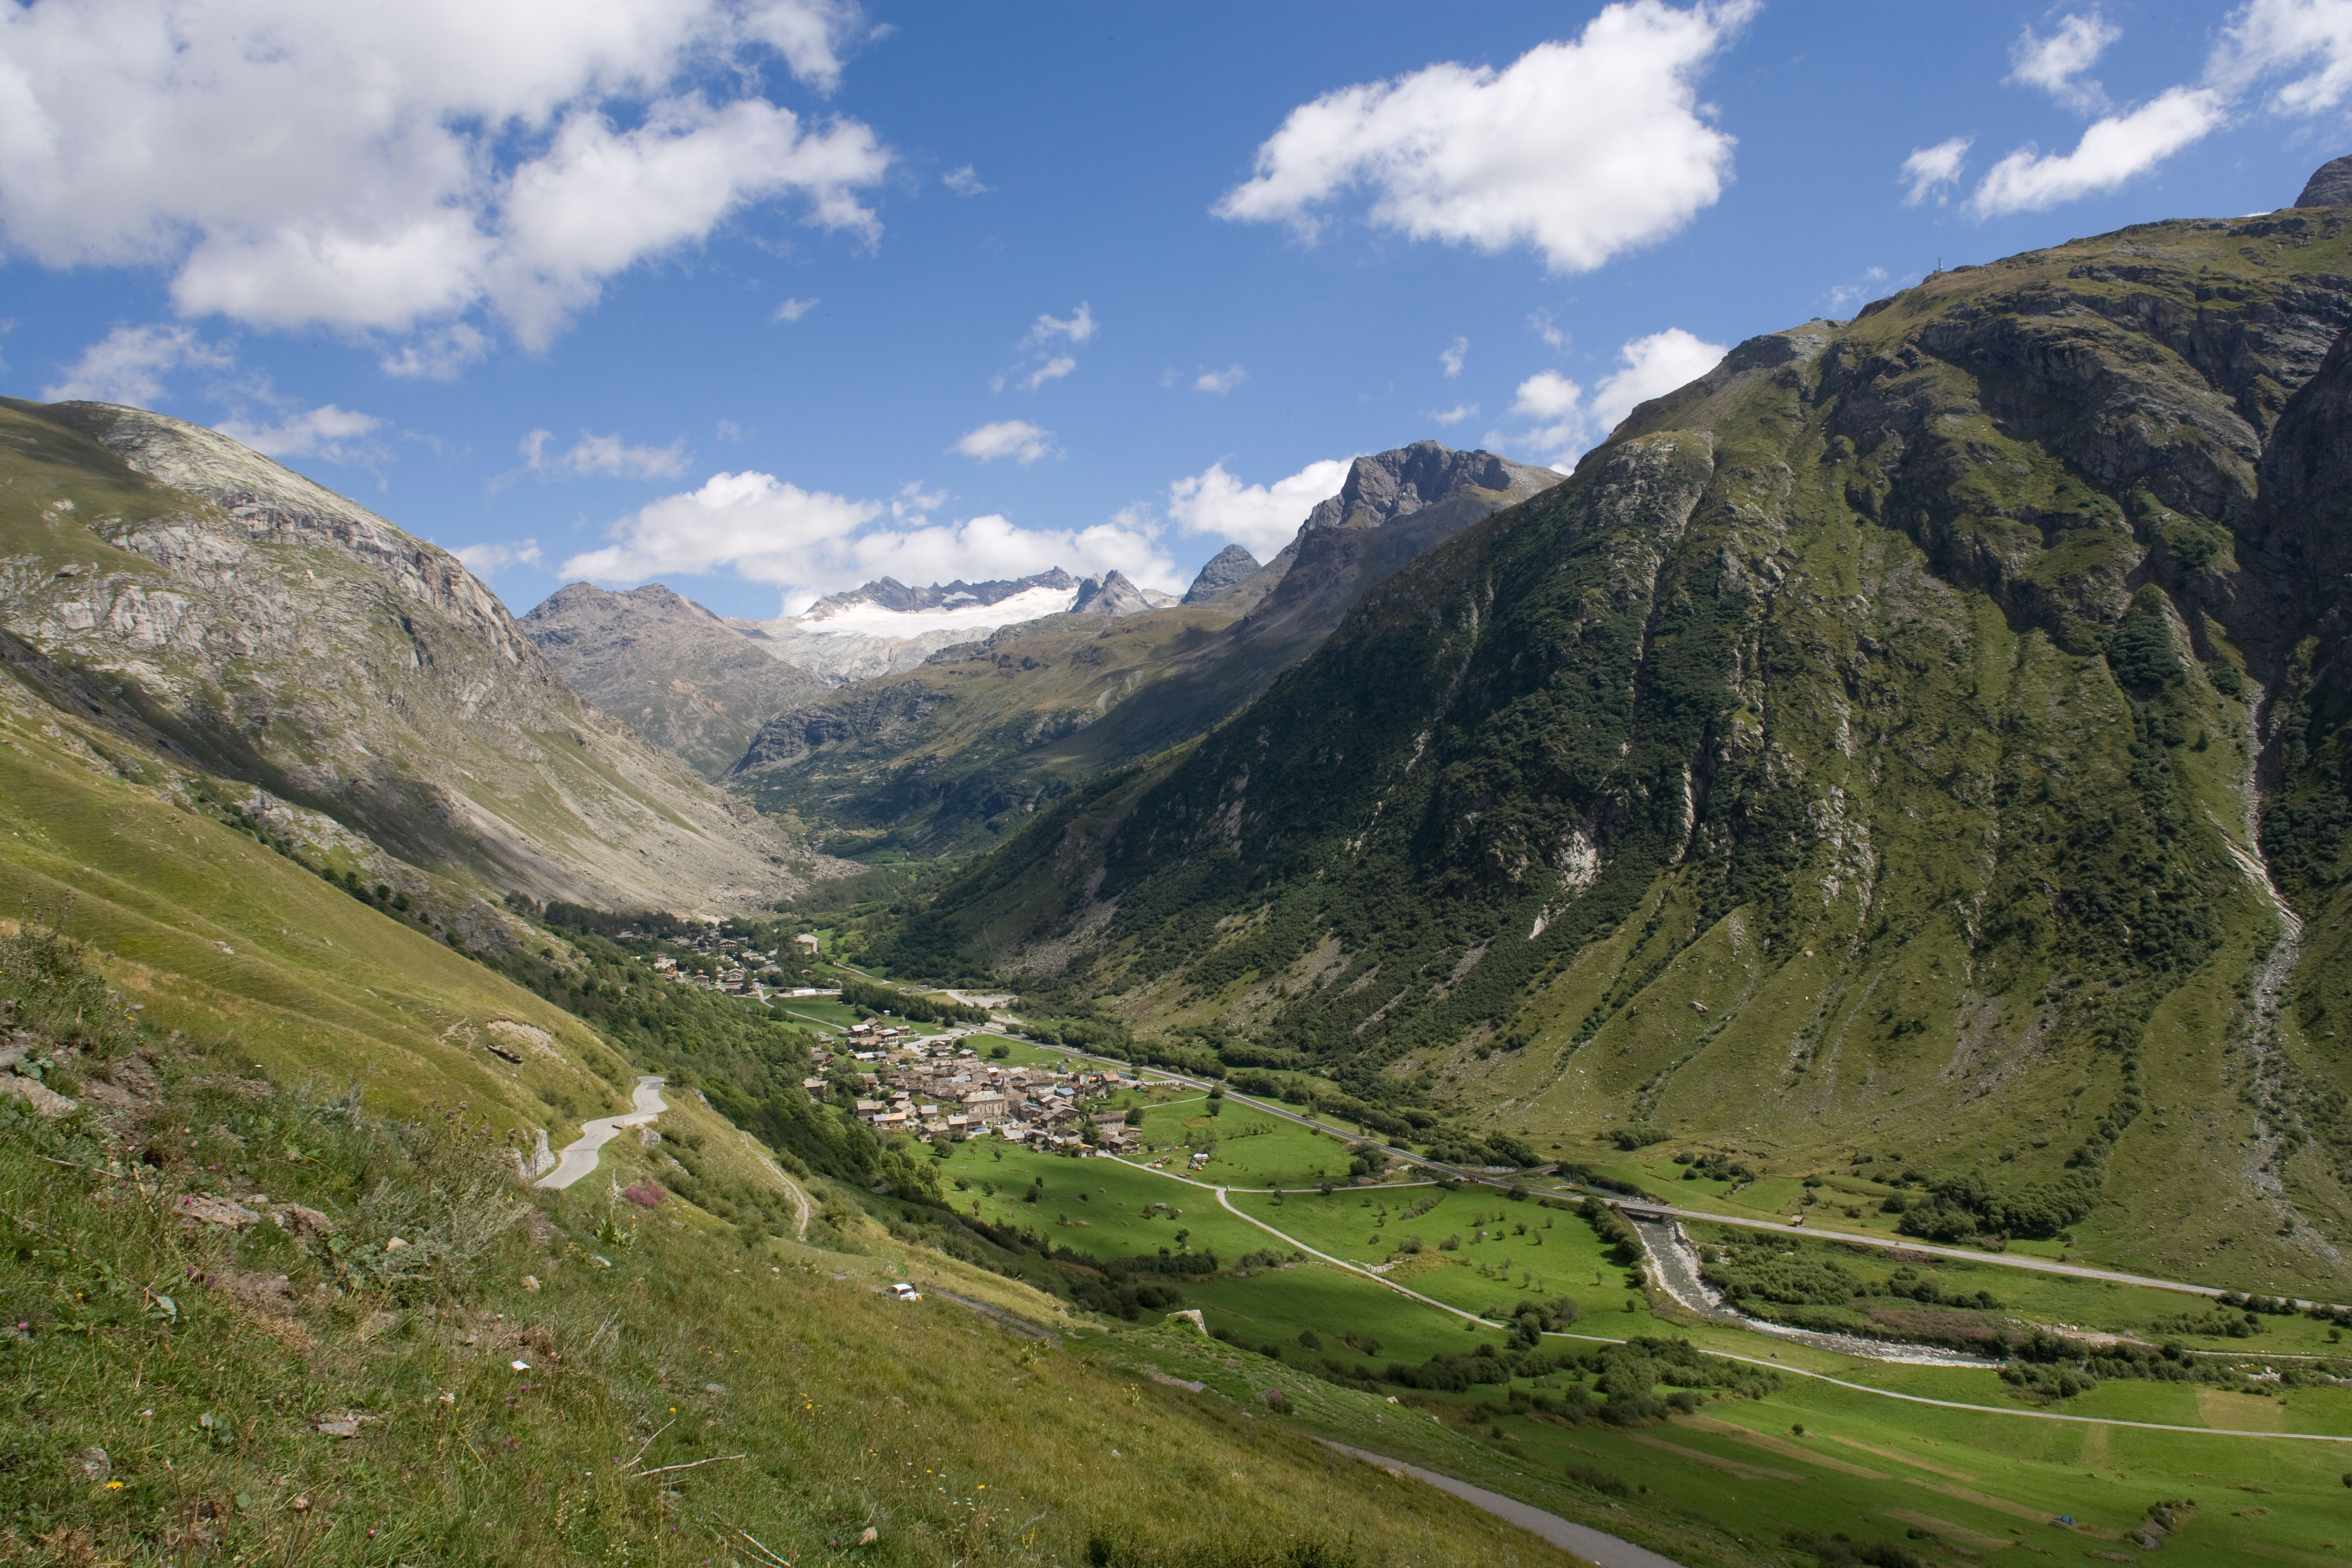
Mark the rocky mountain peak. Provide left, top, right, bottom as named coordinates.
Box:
left=1303, top=441, right=1544, bottom=534
left=1070, top=570, right=1152, bottom=616
left=2297, top=153, right=2352, bottom=209
left=1182, top=543, right=1261, bottom=604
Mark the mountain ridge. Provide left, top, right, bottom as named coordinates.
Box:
left=0, top=398, right=833, bottom=915
left=887, top=194, right=2352, bottom=1295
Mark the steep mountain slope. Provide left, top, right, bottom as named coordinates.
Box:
left=731, top=444, right=1557, bottom=856
left=0, top=399, right=829, bottom=914
left=895, top=195, right=2352, bottom=1294
left=520, top=581, right=828, bottom=779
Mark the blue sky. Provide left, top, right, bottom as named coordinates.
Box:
left=4, top=0, right=2350, bottom=621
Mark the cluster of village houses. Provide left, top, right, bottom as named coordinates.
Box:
left=633, top=929, right=833, bottom=1000
left=809, top=1024, right=1148, bottom=1152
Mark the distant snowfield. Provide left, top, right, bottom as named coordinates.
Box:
left=776, top=584, right=1080, bottom=638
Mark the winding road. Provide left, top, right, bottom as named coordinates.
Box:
left=536, top=1076, right=668, bottom=1190
left=1098, top=1160, right=2352, bottom=1443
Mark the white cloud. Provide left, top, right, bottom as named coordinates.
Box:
left=1213, top=0, right=1755, bottom=274
left=1025, top=302, right=1097, bottom=346
left=521, top=428, right=690, bottom=480
left=1165, top=457, right=1351, bottom=556
left=771, top=296, right=820, bottom=323
left=715, top=418, right=745, bottom=441
left=0, top=1, right=886, bottom=356
left=43, top=323, right=231, bottom=404
left=942, top=164, right=992, bottom=196
left=379, top=323, right=490, bottom=380
left=953, top=420, right=1057, bottom=465
left=1440, top=336, right=1468, bottom=377
left=1823, top=265, right=1891, bottom=314
left=558, top=468, right=1176, bottom=603
left=1899, top=137, right=1974, bottom=206
left=1488, top=327, right=1724, bottom=467
left=890, top=480, right=946, bottom=519
left=1020, top=356, right=1077, bottom=391
left=1194, top=364, right=1249, bottom=394
left=1529, top=310, right=1568, bottom=350
left=1425, top=403, right=1478, bottom=425
left=999, top=301, right=1095, bottom=392
left=2209, top=0, right=2352, bottom=115
left=453, top=538, right=544, bottom=574
left=2009, top=12, right=2122, bottom=113
left=562, top=470, right=883, bottom=584
left=215, top=403, right=388, bottom=464
left=1966, top=87, right=2226, bottom=217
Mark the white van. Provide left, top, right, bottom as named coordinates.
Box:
left=890, top=1282, right=921, bottom=1301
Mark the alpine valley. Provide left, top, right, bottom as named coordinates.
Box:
left=15, top=163, right=2352, bottom=1568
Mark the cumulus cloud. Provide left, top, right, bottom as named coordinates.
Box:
left=942, top=164, right=992, bottom=196
left=1165, top=458, right=1351, bottom=556
left=2009, top=12, right=2122, bottom=112
left=558, top=468, right=1177, bottom=605
left=1194, top=365, right=1249, bottom=394
left=520, top=428, right=690, bottom=480
left=1440, top=336, right=1468, bottom=377
left=1966, top=87, right=2226, bottom=217
left=215, top=403, right=388, bottom=464
left=1488, top=327, right=1724, bottom=467
left=953, top=420, right=1057, bottom=464
left=1214, top=0, right=1755, bottom=274
left=0, top=1, right=886, bottom=356
left=453, top=538, right=545, bottom=574
left=43, top=323, right=232, bottom=404
left=2209, top=0, right=2352, bottom=115
left=771, top=296, right=820, bottom=323
left=1900, top=137, right=1974, bottom=206
left=1530, top=310, right=1568, bottom=350
left=1425, top=403, right=1478, bottom=425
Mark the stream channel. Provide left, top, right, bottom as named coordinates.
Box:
left=1627, top=1216, right=2001, bottom=1367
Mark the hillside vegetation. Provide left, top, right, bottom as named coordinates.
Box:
left=891, top=204, right=2352, bottom=1298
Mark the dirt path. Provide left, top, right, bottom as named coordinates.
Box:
left=535, top=1076, right=666, bottom=1191
left=737, top=1131, right=813, bottom=1238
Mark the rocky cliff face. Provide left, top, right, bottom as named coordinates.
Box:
left=894, top=196, right=2352, bottom=1294
left=0, top=399, right=832, bottom=914
left=727, top=443, right=1555, bottom=857
left=1182, top=544, right=1261, bottom=604
left=520, top=582, right=826, bottom=780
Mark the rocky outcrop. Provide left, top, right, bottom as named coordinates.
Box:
left=0, top=399, right=831, bottom=915
left=2298, top=154, right=2352, bottom=209
left=1070, top=571, right=1154, bottom=616
left=1183, top=544, right=1261, bottom=604
left=521, top=582, right=825, bottom=779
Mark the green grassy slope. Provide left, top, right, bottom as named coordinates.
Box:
left=891, top=206, right=2352, bottom=1297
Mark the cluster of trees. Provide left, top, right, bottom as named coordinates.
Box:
left=1702, top=1245, right=2004, bottom=1313
left=1892, top=1169, right=2097, bottom=1241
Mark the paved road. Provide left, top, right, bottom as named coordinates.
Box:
left=1612, top=1200, right=2351, bottom=1313
left=1194, top=1176, right=2352, bottom=1442
left=993, top=1024, right=2352, bottom=1313
left=536, top=1076, right=667, bottom=1190
left=1322, top=1442, right=1686, bottom=1568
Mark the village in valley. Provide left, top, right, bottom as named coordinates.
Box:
left=823, top=1029, right=1153, bottom=1155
